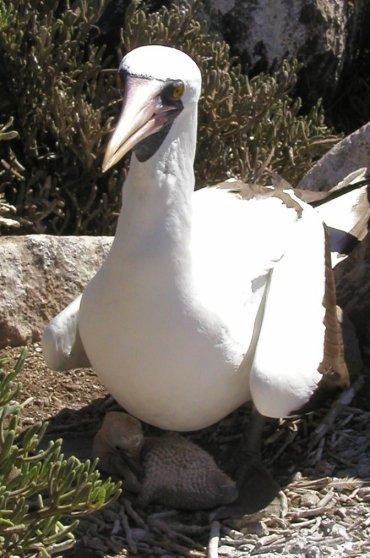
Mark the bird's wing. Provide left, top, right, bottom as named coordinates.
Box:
left=215, top=171, right=370, bottom=264
left=295, top=168, right=370, bottom=264
left=248, top=201, right=349, bottom=419
left=42, top=294, right=91, bottom=371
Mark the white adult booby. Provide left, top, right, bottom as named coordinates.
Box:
left=43, top=45, right=349, bottom=433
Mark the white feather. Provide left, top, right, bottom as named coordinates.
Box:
left=43, top=46, right=339, bottom=431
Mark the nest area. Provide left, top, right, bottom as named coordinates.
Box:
left=68, top=405, right=370, bottom=557
left=4, top=343, right=370, bottom=558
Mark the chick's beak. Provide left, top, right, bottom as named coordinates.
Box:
left=103, top=76, right=174, bottom=172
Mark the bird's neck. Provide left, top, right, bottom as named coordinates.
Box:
left=112, top=105, right=197, bottom=261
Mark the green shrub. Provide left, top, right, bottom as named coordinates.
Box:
left=0, top=0, right=339, bottom=235
left=0, top=118, right=22, bottom=231
left=0, top=350, right=120, bottom=557
left=0, top=0, right=124, bottom=235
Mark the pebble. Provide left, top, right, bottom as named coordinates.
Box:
left=320, top=518, right=335, bottom=535
left=305, top=547, right=322, bottom=558
left=218, top=544, right=237, bottom=557
left=357, top=487, right=370, bottom=499
left=299, top=492, right=320, bottom=507
left=331, top=524, right=350, bottom=539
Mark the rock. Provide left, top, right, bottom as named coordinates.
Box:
left=298, top=123, right=370, bottom=190
left=203, top=0, right=351, bottom=103
left=101, top=1, right=370, bottom=110
left=0, top=235, right=112, bottom=349
left=299, top=491, right=320, bottom=508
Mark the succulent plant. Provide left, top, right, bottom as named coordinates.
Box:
left=0, top=118, right=22, bottom=231
left=0, top=0, right=124, bottom=235
left=0, top=350, right=120, bottom=557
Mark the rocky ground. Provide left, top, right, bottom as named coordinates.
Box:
left=3, top=343, right=370, bottom=558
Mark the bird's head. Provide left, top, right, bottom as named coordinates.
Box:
left=102, top=411, right=144, bottom=458
left=102, top=45, right=202, bottom=171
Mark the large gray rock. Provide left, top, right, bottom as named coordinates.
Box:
left=203, top=0, right=352, bottom=102
left=298, top=122, right=370, bottom=191
left=0, top=235, right=112, bottom=349
left=100, top=1, right=370, bottom=122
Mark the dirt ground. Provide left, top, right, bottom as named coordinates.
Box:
left=3, top=343, right=370, bottom=558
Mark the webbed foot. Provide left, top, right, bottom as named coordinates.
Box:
left=212, top=452, right=280, bottom=519
left=212, top=406, right=280, bottom=519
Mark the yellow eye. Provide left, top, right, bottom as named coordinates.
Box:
left=172, top=82, right=185, bottom=98
left=162, top=80, right=185, bottom=103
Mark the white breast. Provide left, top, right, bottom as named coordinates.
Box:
left=79, top=190, right=299, bottom=431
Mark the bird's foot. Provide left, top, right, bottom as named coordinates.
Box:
left=211, top=451, right=280, bottom=519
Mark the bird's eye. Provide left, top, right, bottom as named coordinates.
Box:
left=171, top=82, right=185, bottom=98
left=162, top=80, right=185, bottom=102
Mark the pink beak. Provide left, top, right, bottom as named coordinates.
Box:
left=103, top=76, right=178, bottom=172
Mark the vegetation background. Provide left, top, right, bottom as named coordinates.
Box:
left=3, top=0, right=369, bottom=236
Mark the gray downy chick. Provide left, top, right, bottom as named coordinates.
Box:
left=139, top=433, right=238, bottom=510
left=93, top=411, right=238, bottom=510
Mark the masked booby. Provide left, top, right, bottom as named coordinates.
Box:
left=43, top=45, right=350, bottom=432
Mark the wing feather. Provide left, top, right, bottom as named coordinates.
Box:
left=42, top=294, right=91, bottom=371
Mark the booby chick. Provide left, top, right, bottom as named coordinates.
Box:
left=43, top=46, right=348, bottom=444
left=93, top=411, right=238, bottom=510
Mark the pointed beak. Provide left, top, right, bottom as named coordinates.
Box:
left=103, top=76, right=177, bottom=172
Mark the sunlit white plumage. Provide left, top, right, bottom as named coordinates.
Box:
left=42, top=46, right=349, bottom=432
